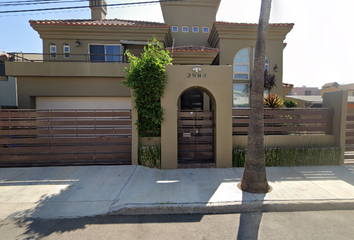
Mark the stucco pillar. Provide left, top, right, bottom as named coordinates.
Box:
left=322, top=90, right=348, bottom=164
left=161, top=65, right=233, bottom=169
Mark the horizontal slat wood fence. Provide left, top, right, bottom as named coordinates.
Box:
left=0, top=109, right=132, bottom=167
left=345, top=112, right=354, bottom=164
left=232, top=108, right=334, bottom=135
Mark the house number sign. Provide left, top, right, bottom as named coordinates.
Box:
left=187, top=73, right=207, bottom=78
left=187, top=67, right=206, bottom=78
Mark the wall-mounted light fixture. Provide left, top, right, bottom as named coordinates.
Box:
left=274, top=64, right=278, bottom=72
left=75, top=39, right=81, bottom=47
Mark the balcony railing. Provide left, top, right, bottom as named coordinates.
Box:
left=8, top=53, right=128, bottom=63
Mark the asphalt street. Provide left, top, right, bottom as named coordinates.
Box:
left=1, top=210, right=353, bottom=240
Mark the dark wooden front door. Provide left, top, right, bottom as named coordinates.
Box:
left=178, top=110, right=215, bottom=168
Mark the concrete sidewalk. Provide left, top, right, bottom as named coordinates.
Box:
left=1, top=165, right=354, bottom=219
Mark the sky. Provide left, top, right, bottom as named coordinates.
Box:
left=0, top=0, right=354, bottom=88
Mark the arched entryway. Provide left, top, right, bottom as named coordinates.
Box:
left=177, top=87, right=215, bottom=168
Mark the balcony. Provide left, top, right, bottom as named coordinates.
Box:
left=10, top=53, right=128, bottom=63
left=5, top=53, right=129, bottom=78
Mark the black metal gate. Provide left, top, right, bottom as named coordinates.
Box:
left=178, top=110, right=215, bottom=168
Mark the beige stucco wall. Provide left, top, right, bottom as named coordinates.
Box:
left=233, top=135, right=334, bottom=148
left=161, top=65, right=233, bottom=169
left=161, top=0, right=219, bottom=47
left=17, top=77, right=130, bottom=109
left=219, top=38, right=284, bottom=97
left=139, top=137, right=161, bottom=146
left=30, top=24, right=171, bottom=61
left=323, top=90, right=348, bottom=164
left=163, top=6, right=215, bottom=47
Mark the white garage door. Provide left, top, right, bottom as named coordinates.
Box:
left=36, top=97, right=132, bottom=110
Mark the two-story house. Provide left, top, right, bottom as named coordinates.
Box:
left=4, top=0, right=293, bottom=169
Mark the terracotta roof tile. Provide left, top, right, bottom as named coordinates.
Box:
left=214, top=21, right=294, bottom=27
left=166, top=45, right=219, bottom=53
left=29, top=19, right=169, bottom=28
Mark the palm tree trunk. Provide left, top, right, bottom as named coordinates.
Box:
left=241, top=0, right=272, bottom=193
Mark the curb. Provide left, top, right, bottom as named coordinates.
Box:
left=108, top=200, right=354, bottom=215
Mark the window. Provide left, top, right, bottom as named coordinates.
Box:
left=192, top=26, right=199, bottom=33
left=234, top=47, right=269, bottom=80
left=233, top=84, right=249, bottom=108
left=182, top=26, right=189, bottom=32
left=305, top=90, right=311, bottom=95
left=0, top=61, right=5, bottom=76
left=89, top=44, right=122, bottom=62
left=50, top=43, right=56, bottom=58
left=172, top=26, right=178, bottom=32
left=234, top=48, right=250, bottom=80
left=63, top=43, right=70, bottom=58
left=202, top=27, right=209, bottom=33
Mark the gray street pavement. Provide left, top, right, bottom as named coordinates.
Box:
left=0, top=165, right=354, bottom=219
left=1, top=210, right=354, bottom=240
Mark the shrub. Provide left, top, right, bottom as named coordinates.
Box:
left=138, top=145, right=161, bottom=169
left=264, top=69, right=277, bottom=92
left=232, top=146, right=341, bottom=167
left=284, top=99, right=297, bottom=108
left=264, top=93, right=284, bottom=108
left=121, top=37, right=172, bottom=137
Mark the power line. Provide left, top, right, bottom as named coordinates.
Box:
left=0, top=0, right=183, bottom=13
left=0, top=0, right=89, bottom=7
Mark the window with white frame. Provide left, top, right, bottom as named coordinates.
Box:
left=265, top=54, right=269, bottom=71
left=192, top=26, right=199, bottom=33
left=50, top=43, right=56, bottom=58
left=172, top=26, right=178, bottom=32
left=202, top=27, right=209, bottom=33
left=182, top=26, right=189, bottom=32
left=234, top=47, right=269, bottom=80
left=233, top=84, right=249, bottom=108
left=63, top=43, right=70, bottom=58
left=89, top=44, right=122, bottom=62
left=233, top=48, right=250, bottom=80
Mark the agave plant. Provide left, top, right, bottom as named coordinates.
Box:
left=264, top=93, right=284, bottom=108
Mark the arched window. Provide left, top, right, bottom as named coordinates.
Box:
left=63, top=43, right=70, bottom=58
left=234, top=48, right=270, bottom=80
left=50, top=43, right=56, bottom=58
left=233, top=48, right=250, bottom=80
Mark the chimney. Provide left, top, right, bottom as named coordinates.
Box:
left=89, top=0, right=107, bottom=20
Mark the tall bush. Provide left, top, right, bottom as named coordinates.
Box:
left=284, top=99, right=297, bottom=108
left=121, top=38, right=172, bottom=137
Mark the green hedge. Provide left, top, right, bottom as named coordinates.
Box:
left=138, top=145, right=161, bottom=169
left=233, top=147, right=341, bottom=167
